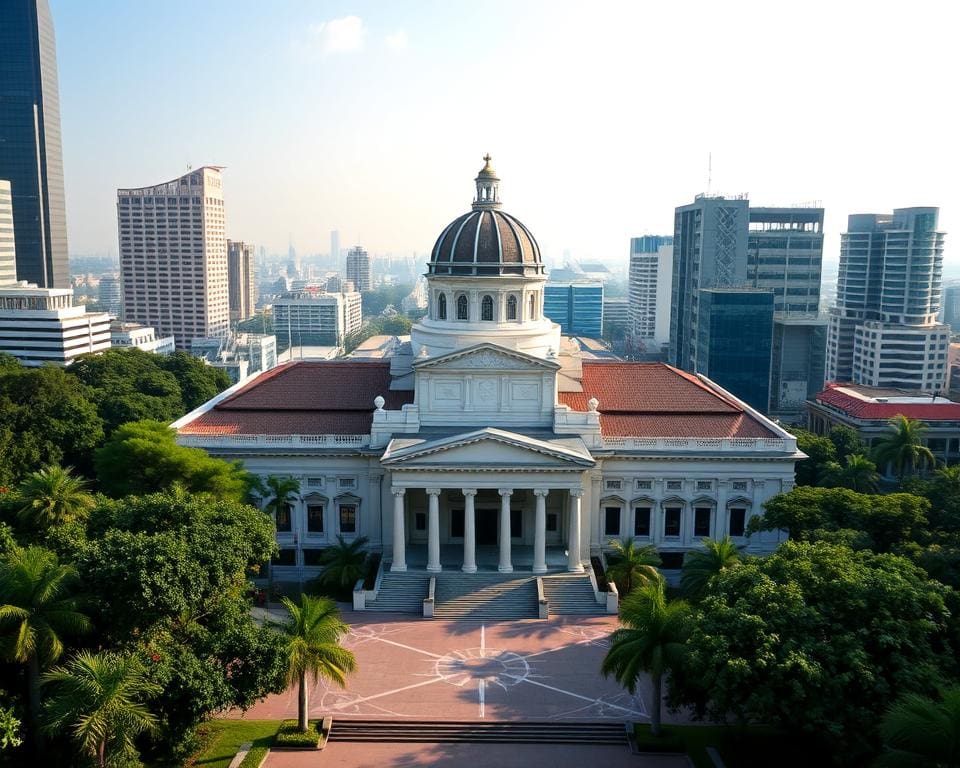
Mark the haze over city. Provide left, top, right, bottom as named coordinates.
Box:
left=55, top=0, right=958, bottom=264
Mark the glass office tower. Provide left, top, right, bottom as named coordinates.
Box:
left=0, top=0, right=69, bottom=288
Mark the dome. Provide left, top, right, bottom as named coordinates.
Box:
left=429, top=209, right=544, bottom=276
left=428, top=155, right=545, bottom=277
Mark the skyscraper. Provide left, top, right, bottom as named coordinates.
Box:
left=117, top=167, right=230, bottom=348
left=942, top=285, right=960, bottom=331
left=827, top=208, right=948, bottom=391
left=0, top=0, right=69, bottom=287
left=627, top=235, right=672, bottom=348
left=227, top=239, right=257, bottom=322
left=543, top=280, right=603, bottom=337
left=346, top=245, right=371, bottom=292
left=0, top=181, right=16, bottom=286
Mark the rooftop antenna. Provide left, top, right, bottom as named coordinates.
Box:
left=706, top=152, right=712, bottom=195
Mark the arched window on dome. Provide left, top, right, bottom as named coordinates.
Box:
left=528, top=294, right=536, bottom=319
left=456, top=294, right=469, bottom=321
left=481, top=295, right=494, bottom=321
left=437, top=293, right=447, bottom=320
left=506, top=295, right=518, bottom=321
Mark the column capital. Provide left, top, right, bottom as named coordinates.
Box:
left=426, top=488, right=442, bottom=497
left=498, top=488, right=513, bottom=497
left=462, top=488, right=478, bottom=498
left=569, top=488, right=584, bottom=499
left=391, top=487, right=406, bottom=497
left=533, top=488, right=550, bottom=498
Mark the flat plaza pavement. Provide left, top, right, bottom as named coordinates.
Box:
left=235, top=610, right=691, bottom=767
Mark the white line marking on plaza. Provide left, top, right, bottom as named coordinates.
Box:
left=479, top=679, right=485, bottom=718
left=502, top=674, right=645, bottom=716
left=480, top=624, right=485, bottom=657
left=366, top=635, right=445, bottom=659
left=328, top=676, right=446, bottom=710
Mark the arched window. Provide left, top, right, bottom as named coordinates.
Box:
left=481, top=294, right=494, bottom=321
left=506, top=295, right=518, bottom=320
left=437, top=293, right=447, bottom=320
left=528, top=294, right=536, bottom=319
left=456, top=294, right=469, bottom=320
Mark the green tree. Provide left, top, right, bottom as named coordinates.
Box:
left=602, top=580, right=691, bottom=736
left=820, top=453, right=880, bottom=493
left=877, top=687, right=960, bottom=768
left=668, top=541, right=953, bottom=761
left=317, top=535, right=369, bottom=596
left=874, top=415, right=937, bottom=482
left=94, top=420, right=250, bottom=500
left=0, top=547, right=91, bottom=748
left=260, top=476, right=300, bottom=525
left=343, top=315, right=414, bottom=354
left=16, top=465, right=95, bottom=532
left=42, top=651, right=160, bottom=768
left=828, top=425, right=867, bottom=463
left=680, top=537, right=741, bottom=600
left=157, top=351, right=231, bottom=411
left=604, top=539, right=661, bottom=596
left=792, top=428, right=838, bottom=486
left=280, top=594, right=356, bottom=733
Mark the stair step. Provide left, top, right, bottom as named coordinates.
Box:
left=328, top=719, right=628, bottom=744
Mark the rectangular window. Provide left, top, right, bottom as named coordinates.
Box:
left=696, top=480, right=713, bottom=491
left=306, top=477, right=324, bottom=488
left=694, top=507, right=712, bottom=537
left=635, top=479, right=652, bottom=490
left=732, top=481, right=748, bottom=491
left=272, top=549, right=296, bottom=566
left=302, top=549, right=325, bottom=566
left=545, top=512, right=557, bottom=533
left=604, top=479, right=623, bottom=491
left=338, top=477, right=356, bottom=490
left=666, top=480, right=682, bottom=491
left=604, top=507, right=621, bottom=536
left=306, top=504, right=324, bottom=533
left=664, top=507, right=682, bottom=537
left=415, top=512, right=427, bottom=531
left=634, top=507, right=651, bottom=537
left=729, top=508, right=747, bottom=537
left=276, top=503, right=293, bottom=532
left=512, top=509, right=524, bottom=537
left=339, top=505, right=357, bottom=534
left=451, top=509, right=465, bottom=538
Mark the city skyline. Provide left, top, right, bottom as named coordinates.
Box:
left=50, top=0, right=957, bottom=265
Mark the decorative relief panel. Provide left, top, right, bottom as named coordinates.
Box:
left=433, top=380, right=463, bottom=402
left=431, top=349, right=538, bottom=370
left=476, top=378, right=498, bottom=404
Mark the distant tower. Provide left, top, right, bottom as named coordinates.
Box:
left=227, top=240, right=257, bottom=322
left=346, top=246, right=371, bottom=292
left=0, top=0, right=69, bottom=288
left=330, top=230, right=341, bottom=267
left=287, top=238, right=300, bottom=279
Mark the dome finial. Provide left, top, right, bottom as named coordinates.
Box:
left=473, top=153, right=501, bottom=210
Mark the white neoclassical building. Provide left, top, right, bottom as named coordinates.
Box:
left=175, top=157, right=800, bottom=611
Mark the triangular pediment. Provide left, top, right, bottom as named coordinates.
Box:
left=413, top=343, right=560, bottom=372
left=381, top=428, right=594, bottom=468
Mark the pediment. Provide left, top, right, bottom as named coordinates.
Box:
left=413, top=343, right=560, bottom=372
left=381, top=428, right=594, bottom=468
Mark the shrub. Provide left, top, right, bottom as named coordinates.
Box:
left=273, top=719, right=323, bottom=749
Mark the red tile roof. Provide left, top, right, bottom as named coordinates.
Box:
left=559, top=362, right=777, bottom=438
left=815, top=383, right=960, bottom=421
left=179, top=361, right=414, bottom=436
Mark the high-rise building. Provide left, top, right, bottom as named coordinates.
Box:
left=272, top=290, right=362, bottom=349
left=826, top=208, right=948, bottom=391
left=942, top=285, right=960, bottom=331
left=227, top=240, right=257, bottom=322
left=0, top=0, right=69, bottom=287
left=346, top=246, right=371, bottom=292
left=0, top=181, right=16, bottom=286
left=602, top=297, right=629, bottom=338
left=627, top=235, right=673, bottom=347
left=117, top=167, right=230, bottom=349
left=97, top=274, right=121, bottom=315
left=543, top=280, right=603, bottom=337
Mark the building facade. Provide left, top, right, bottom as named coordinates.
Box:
left=97, top=274, right=122, bottom=316
left=826, top=208, right=948, bottom=391
left=627, top=235, right=672, bottom=348
left=543, top=281, right=603, bottom=338
left=175, top=158, right=800, bottom=593
left=941, top=285, right=960, bottom=331
left=272, top=289, right=362, bottom=349
left=227, top=239, right=257, bottom=323
left=0, top=0, right=69, bottom=288
left=109, top=321, right=175, bottom=354
left=0, top=181, right=16, bottom=286
left=117, top=167, right=230, bottom=349
left=346, top=246, right=371, bottom=292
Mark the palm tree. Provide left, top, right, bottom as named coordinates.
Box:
left=680, top=537, right=741, bottom=600
left=873, top=415, right=937, bottom=482
left=280, top=594, right=356, bottom=733
left=0, top=547, right=91, bottom=747
left=16, top=465, right=95, bottom=531
left=318, top=535, right=369, bottom=593
left=820, top=453, right=881, bottom=493
left=877, top=686, right=960, bottom=767
left=261, top=476, right=300, bottom=600
left=42, top=651, right=160, bottom=768
left=605, top=539, right=661, bottom=596
left=602, top=580, right=691, bottom=737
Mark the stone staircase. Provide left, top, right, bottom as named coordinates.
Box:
left=364, top=570, right=430, bottom=613
left=328, top=719, right=629, bottom=744
left=434, top=572, right=539, bottom=620
left=542, top=573, right=605, bottom=616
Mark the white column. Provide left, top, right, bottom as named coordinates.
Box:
left=462, top=488, right=477, bottom=573
left=567, top=488, right=584, bottom=572
left=426, top=488, right=442, bottom=572
left=715, top=481, right=728, bottom=541
left=533, top=489, right=548, bottom=573
left=391, top=488, right=406, bottom=572
left=498, top=488, right=513, bottom=573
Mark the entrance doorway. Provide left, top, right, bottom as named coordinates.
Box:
left=476, top=509, right=497, bottom=545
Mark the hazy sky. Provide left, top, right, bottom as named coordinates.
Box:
left=53, top=0, right=958, bottom=266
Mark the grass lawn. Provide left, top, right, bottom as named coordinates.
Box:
left=635, top=724, right=833, bottom=768
left=186, top=720, right=281, bottom=768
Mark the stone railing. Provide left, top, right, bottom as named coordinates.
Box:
left=178, top=433, right=370, bottom=449
left=601, top=436, right=790, bottom=452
